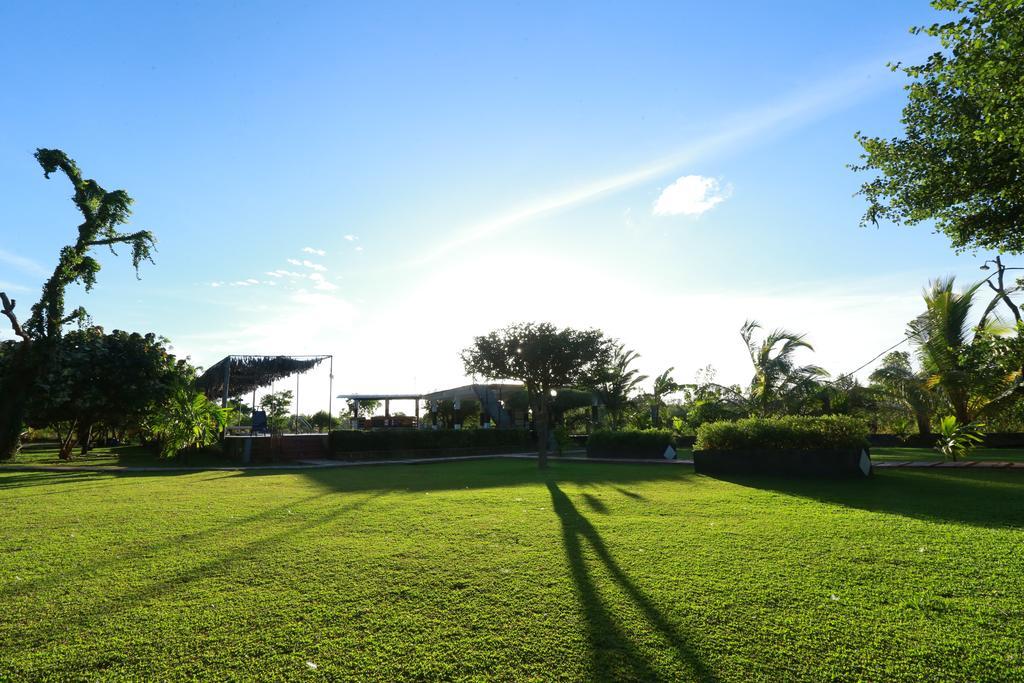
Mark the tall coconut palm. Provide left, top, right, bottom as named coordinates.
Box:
left=741, top=320, right=828, bottom=416
left=908, top=277, right=989, bottom=424
left=869, top=351, right=934, bottom=435
left=909, top=274, right=1011, bottom=423
left=592, top=343, right=648, bottom=429
left=651, top=368, right=679, bottom=427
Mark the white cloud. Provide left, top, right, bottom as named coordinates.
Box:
left=303, top=247, right=327, bottom=256
left=0, top=249, right=46, bottom=276
left=286, top=258, right=302, bottom=266
left=309, top=272, right=339, bottom=291
left=354, top=246, right=364, bottom=252
left=653, top=175, right=731, bottom=216
left=344, top=235, right=358, bottom=242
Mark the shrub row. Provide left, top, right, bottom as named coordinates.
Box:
left=695, top=416, right=869, bottom=452
left=586, top=429, right=676, bottom=460
left=328, top=428, right=533, bottom=457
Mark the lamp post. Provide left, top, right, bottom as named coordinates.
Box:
left=980, top=256, right=1024, bottom=324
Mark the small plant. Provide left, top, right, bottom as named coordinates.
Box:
left=934, top=416, right=984, bottom=461
left=146, top=387, right=229, bottom=459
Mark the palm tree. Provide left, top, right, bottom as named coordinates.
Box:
left=869, top=351, right=933, bottom=435
left=592, top=343, right=648, bottom=429
left=740, top=320, right=828, bottom=416
left=651, top=368, right=679, bottom=427
left=908, top=277, right=988, bottom=424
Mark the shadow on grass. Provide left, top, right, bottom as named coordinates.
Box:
left=273, top=458, right=694, bottom=495
left=547, top=482, right=715, bottom=682
left=709, top=468, right=1024, bottom=529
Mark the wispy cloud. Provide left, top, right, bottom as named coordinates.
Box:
left=409, top=55, right=900, bottom=266
left=303, top=246, right=326, bottom=256
left=0, top=249, right=47, bottom=276
left=287, top=258, right=327, bottom=272
left=653, top=175, right=731, bottom=216
left=344, top=235, right=358, bottom=242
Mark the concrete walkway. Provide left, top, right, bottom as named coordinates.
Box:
left=1, top=455, right=1020, bottom=474
left=0, top=452, right=694, bottom=474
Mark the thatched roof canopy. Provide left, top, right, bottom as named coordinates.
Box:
left=197, top=354, right=328, bottom=398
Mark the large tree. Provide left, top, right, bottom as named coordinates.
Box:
left=461, top=322, right=610, bottom=468
left=0, top=149, right=155, bottom=459
left=24, top=328, right=185, bottom=459
left=852, top=0, right=1024, bottom=253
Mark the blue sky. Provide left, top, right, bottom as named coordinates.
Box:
left=0, top=1, right=1000, bottom=413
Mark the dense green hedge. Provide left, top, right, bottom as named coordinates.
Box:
left=328, top=429, right=533, bottom=457
left=695, top=416, right=869, bottom=452
left=586, top=429, right=676, bottom=459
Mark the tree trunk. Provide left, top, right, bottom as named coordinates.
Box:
left=78, top=422, right=93, bottom=455
left=915, top=410, right=932, bottom=436
left=535, top=400, right=549, bottom=469
left=58, top=420, right=78, bottom=460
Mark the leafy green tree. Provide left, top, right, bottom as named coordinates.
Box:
left=462, top=322, right=611, bottom=467
left=0, top=149, right=155, bottom=459
left=869, top=351, right=935, bottom=435
left=852, top=0, right=1024, bottom=253
left=309, top=410, right=338, bottom=432
left=260, top=390, right=294, bottom=432
left=591, top=343, right=648, bottom=429
left=145, top=385, right=229, bottom=459
left=741, top=320, right=828, bottom=416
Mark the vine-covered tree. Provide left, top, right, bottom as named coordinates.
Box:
left=852, top=0, right=1024, bottom=253
left=462, top=322, right=610, bottom=467
left=0, top=149, right=155, bottom=459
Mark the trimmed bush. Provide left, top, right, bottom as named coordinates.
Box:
left=696, top=416, right=869, bottom=452
left=328, top=428, right=533, bottom=459
left=586, top=429, right=676, bottom=460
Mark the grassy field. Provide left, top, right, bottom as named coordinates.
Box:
left=2, top=460, right=1023, bottom=681
left=8, top=444, right=232, bottom=468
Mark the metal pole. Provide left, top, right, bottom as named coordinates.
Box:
left=295, top=374, right=300, bottom=433
left=328, top=356, right=333, bottom=429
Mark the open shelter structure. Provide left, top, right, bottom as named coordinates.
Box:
left=197, top=354, right=333, bottom=430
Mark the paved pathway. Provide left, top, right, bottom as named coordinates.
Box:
left=1, top=455, right=1020, bottom=474
left=0, top=452, right=694, bottom=474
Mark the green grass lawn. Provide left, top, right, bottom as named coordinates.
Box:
left=870, top=446, right=1024, bottom=462
left=2, top=461, right=1023, bottom=681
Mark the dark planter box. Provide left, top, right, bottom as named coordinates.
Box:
left=693, top=448, right=872, bottom=478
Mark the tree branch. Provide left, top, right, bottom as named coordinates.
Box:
left=0, top=292, right=30, bottom=342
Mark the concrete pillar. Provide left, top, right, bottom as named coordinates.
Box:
left=385, top=399, right=391, bottom=428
